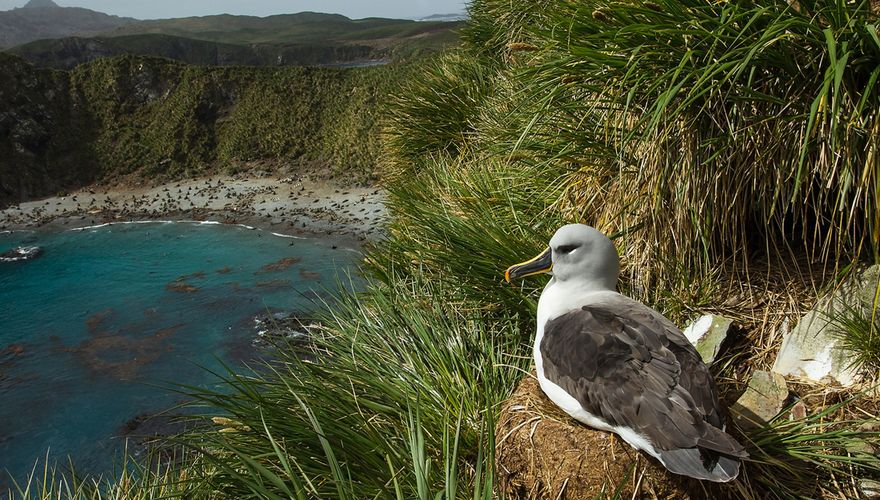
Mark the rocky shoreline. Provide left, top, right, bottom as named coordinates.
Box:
left=0, top=174, right=387, bottom=249
left=0, top=178, right=376, bottom=479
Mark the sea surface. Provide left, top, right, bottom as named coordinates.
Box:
left=0, top=221, right=360, bottom=487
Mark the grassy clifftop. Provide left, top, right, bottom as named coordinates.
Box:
left=8, top=34, right=383, bottom=69
left=0, top=53, right=399, bottom=206
left=8, top=0, right=879, bottom=498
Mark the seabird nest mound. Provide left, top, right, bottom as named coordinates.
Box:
left=495, top=374, right=733, bottom=499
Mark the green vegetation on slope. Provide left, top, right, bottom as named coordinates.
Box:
left=100, top=12, right=459, bottom=47
left=7, top=0, right=880, bottom=499
left=0, top=53, right=97, bottom=204
left=0, top=53, right=402, bottom=207
left=2, top=12, right=463, bottom=70
left=7, top=34, right=379, bottom=70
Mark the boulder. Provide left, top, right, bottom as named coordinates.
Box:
left=772, top=265, right=879, bottom=387
left=0, top=246, right=43, bottom=262
left=729, top=370, right=789, bottom=430
left=682, top=314, right=733, bottom=364
left=860, top=479, right=880, bottom=499
left=495, top=375, right=727, bottom=499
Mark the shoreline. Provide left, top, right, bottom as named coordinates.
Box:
left=0, top=174, right=387, bottom=250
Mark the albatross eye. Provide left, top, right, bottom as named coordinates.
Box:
left=556, top=244, right=579, bottom=255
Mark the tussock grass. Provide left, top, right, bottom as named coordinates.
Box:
left=827, top=296, right=880, bottom=375
left=473, top=0, right=878, bottom=288
left=6, top=451, right=191, bottom=499
left=738, top=397, right=880, bottom=499
left=383, top=54, right=500, bottom=177
left=173, top=275, right=527, bottom=498
left=11, top=0, right=880, bottom=498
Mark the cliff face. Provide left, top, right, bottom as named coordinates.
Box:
left=0, top=53, right=98, bottom=204
left=0, top=54, right=395, bottom=208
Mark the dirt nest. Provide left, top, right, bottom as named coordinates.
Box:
left=495, top=375, right=733, bottom=499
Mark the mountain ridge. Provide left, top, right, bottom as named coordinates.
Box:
left=0, top=2, right=135, bottom=48
left=5, top=10, right=461, bottom=68
left=21, top=0, right=60, bottom=8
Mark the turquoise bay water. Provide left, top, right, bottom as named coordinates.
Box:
left=0, top=221, right=359, bottom=487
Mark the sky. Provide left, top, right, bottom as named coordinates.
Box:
left=0, top=0, right=469, bottom=20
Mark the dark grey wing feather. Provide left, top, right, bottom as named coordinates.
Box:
left=540, top=303, right=746, bottom=462
left=607, top=298, right=724, bottom=428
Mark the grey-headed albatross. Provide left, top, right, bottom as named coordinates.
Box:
left=505, top=224, right=746, bottom=482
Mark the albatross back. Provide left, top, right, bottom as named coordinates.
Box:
left=539, top=292, right=746, bottom=482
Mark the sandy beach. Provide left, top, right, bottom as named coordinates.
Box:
left=0, top=174, right=387, bottom=247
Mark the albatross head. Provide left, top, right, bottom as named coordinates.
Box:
left=505, top=224, right=619, bottom=290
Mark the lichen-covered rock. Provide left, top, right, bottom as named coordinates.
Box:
left=859, top=478, right=880, bottom=499
left=729, top=370, right=789, bottom=430
left=682, top=314, right=733, bottom=364
left=772, top=265, right=879, bottom=387
left=495, top=375, right=727, bottom=499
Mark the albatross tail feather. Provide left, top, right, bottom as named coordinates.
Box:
left=657, top=448, right=741, bottom=483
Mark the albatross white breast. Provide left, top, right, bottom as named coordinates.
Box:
left=505, top=224, right=746, bottom=482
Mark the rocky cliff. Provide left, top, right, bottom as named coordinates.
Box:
left=0, top=53, right=97, bottom=204
left=0, top=53, right=397, bottom=208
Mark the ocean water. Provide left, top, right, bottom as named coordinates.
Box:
left=0, top=221, right=360, bottom=487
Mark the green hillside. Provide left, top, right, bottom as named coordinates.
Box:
left=8, top=34, right=381, bottom=69
left=0, top=53, right=402, bottom=207
left=101, top=12, right=458, bottom=46
left=6, top=0, right=880, bottom=498
left=6, top=12, right=461, bottom=69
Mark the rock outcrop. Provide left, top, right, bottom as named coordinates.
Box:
left=772, top=265, right=879, bottom=387
left=0, top=246, right=43, bottom=262
left=0, top=53, right=98, bottom=207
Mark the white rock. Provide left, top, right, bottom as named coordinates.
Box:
left=682, top=314, right=732, bottom=364
left=859, top=479, right=880, bottom=499
left=771, top=265, right=879, bottom=387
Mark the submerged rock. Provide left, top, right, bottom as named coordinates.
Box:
left=165, top=282, right=199, bottom=293
left=683, top=314, right=733, bottom=364
left=730, top=370, right=789, bottom=430
left=772, top=265, right=879, bottom=387
left=255, top=256, right=301, bottom=274
left=299, top=268, right=321, bottom=280
left=252, top=311, right=313, bottom=345
left=0, top=246, right=43, bottom=262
